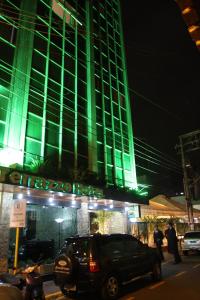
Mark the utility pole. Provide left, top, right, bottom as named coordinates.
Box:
left=176, top=130, right=200, bottom=230
left=179, top=135, right=194, bottom=230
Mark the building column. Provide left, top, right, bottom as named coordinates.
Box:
left=0, top=188, right=13, bottom=272
left=4, top=0, right=37, bottom=166
left=123, top=211, right=128, bottom=234
left=77, top=203, right=90, bottom=235
left=86, top=0, right=97, bottom=173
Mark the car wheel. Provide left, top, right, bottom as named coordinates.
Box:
left=101, top=275, right=119, bottom=300
left=151, top=261, right=162, bottom=281
left=183, top=250, right=188, bottom=256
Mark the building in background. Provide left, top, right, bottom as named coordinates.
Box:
left=176, top=0, right=200, bottom=50
left=0, top=0, right=147, bottom=271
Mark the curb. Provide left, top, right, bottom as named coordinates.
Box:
left=45, top=291, right=63, bottom=300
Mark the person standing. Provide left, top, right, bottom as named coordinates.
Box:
left=165, top=222, right=182, bottom=264
left=153, top=225, right=164, bottom=261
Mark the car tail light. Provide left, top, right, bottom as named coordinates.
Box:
left=89, top=259, right=100, bottom=273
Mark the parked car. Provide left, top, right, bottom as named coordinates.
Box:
left=54, top=234, right=162, bottom=299
left=182, top=231, right=200, bottom=255
left=19, top=239, right=55, bottom=262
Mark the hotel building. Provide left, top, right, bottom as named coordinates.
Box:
left=0, top=0, right=146, bottom=271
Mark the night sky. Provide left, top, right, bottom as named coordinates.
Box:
left=122, top=0, right=200, bottom=157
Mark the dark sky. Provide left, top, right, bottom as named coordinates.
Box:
left=121, top=0, right=200, bottom=157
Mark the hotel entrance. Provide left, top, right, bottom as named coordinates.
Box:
left=0, top=167, right=142, bottom=272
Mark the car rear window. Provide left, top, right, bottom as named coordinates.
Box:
left=184, top=232, right=200, bottom=239
left=99, top=239, right=125, bottom=258
left=61, top=238, right=90, bottom=258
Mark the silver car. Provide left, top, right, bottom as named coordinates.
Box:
left=182, top=231, right=200, bottom=255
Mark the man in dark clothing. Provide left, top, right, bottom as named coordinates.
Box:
left=153, top=225, right=164, bottom=261
left=165, top=222, right=182, bottom=264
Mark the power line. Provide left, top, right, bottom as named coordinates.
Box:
left=0, top=8, right=183, bottom=120
left=0, top=5, right=183, bottom=176
left=134, top=139, right=180, bottom=168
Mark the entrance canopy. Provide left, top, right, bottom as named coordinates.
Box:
left=140, top=194, right=200, bottom=221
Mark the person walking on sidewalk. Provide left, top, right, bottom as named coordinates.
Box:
left=165, top=221, right=182, bottom=264
left=153, top=224, right=164, bottom=261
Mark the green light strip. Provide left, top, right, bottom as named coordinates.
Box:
left=0, top=36, right=15, bottom=47
left=40, top=8, right=52, bottom=158
left=118, top=1, right=137, bottom=189
left=111, top=1, right=125, bottom=187
left=0, top=15, right=18, bottom=28
left=105, top=8, right=117, bottom=185
left=58, top=9, right=66, bottom=169
left=86, top=0, right=97, bottom=173
left=74, top=14, right=78, bottom=174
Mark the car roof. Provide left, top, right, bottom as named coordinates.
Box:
left=66, top=233, right=135, bottom=240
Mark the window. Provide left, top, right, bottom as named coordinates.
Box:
left=184, top=232, right=200, bottom=239
left=78, top=97, right=87, bottom=115
left=78, top=115, right=87, bottom=135
left=106, top=130, right=112, bottom=147
left=64, top=71, right=75, bottom=93
left=105, top=113, right=111, bottom=129
left=106, top=147, right=113, bottom=165
left=28, top=90, right=44, bottom=117
left=78, top=79, right=86, bottom=99
left=63, top=108, right=75, bottom=130
left=25, top=137, right=41, bottom=156
left=97, top=143, right=104, bottom=162
left=62, top=129, right=74, bottom=152
left=107, top=165, right=114, bottom=183
left=77, top=134, right=88, bottom=156
left=116, top=168, right=123, bottom=186
left=30, top=69, right=45, bottom=93
left=26, top=113, right=42, bottom=140
left=100, top=239, right=124, bottom=258
left=32, top=50, right=46, bottom=73
left=115, top=150, right=122, bottom=168
left=124, top=154, right=131, bottom=171
left=49, top=61, right=61, bottom=82
left=46, top=121, right=59, bottom=146
left=97, top=125, right=103, bottom=143
left=63, top=239, right=89, bottom=258
left=124, top=238, right=142, bottom=254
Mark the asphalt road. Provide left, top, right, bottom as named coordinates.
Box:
left=51, top=252, right=200, bottom=300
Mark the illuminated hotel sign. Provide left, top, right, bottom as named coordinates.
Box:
left=0, top=167, right=104, bottom=198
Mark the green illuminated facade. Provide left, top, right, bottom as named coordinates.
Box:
left=0, top=0, right=137, bottom=190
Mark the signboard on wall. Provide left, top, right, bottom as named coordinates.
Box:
left=10, top=199, right=27, bottom=228
left=127, top=205, right=140, bottom=222
left=0, top=166, right=104, bottom=198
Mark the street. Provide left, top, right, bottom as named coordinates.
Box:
left=48, top=252, right=200, bottom=300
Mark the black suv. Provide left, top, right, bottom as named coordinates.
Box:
left=54, top=234, right=161, bottom=299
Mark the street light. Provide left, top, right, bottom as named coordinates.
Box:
left=55, top=218, right=64, bottom=249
